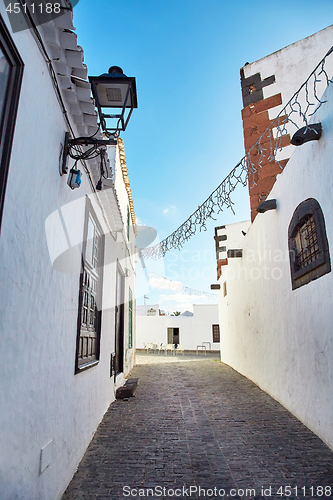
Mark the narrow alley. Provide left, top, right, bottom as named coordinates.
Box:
left=62, top=354, right=333, bottom=500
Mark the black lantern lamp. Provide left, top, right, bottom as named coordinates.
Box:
left=61, top=66, right=137, bottom=189
left=89, top=66, right=138, bottom=133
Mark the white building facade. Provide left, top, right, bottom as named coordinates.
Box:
left=0, top=5, right=136, bottom=500
left=137, top=304, right=220, bottom=352
left=216, top=27, right=333, bottom=450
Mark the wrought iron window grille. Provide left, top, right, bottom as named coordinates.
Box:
left=288, top=198, right=331, bottom=290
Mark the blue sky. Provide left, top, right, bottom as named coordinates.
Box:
left=73, top=0, right=333, bottom=312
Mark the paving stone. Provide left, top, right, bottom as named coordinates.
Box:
left=62, top=353, right=333, bottom=500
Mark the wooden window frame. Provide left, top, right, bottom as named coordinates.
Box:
left=288, top=198, right=331, bottom=290
left=75, top=199, right=104, bottom=374
left=127, top=205, right=130, bottom=241
left=128, top=286, right=133, bottom=349
left=0, top=14, right=24, bottom=234
left=212, top=324, right=220, bottom=343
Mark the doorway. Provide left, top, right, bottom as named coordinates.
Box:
left=115, top=265, right=125, bottom=374
left=167, top=327, right=180, bottom=346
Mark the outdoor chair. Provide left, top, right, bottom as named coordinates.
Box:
left=176, top=344, right=184, bottom=354
left=144, top=343, right=154, bottom=353
left=157, top=343, right=166, bottom=354
left=166, top=343, right=175, bottom=355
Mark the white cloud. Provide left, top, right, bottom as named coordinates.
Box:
left=158, top=292, right=209, bottom=314
left=162, top=293, right=206, bottom=302
left=162, top=205, right=177, bottom=215
left=136, top=216, right=146, bottom=226
left=148, top=276, right=184, bottom=291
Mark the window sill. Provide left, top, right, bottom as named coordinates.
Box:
left=292, top=253, right=326, bottom=281
left=75, top=359, right=99, bottom=374
left=292, top=260, right=331, bottom=290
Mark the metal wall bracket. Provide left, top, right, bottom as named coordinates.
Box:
left=68, top=136, right=117, bottom=147
left=291, top=123, right=322, bottom=146
left=257, top=199, right=277, bottom=213
left=61, top=132, right=117, bottom=172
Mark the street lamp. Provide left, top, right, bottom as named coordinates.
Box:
left=89, top=66, right=138, bottom=133
left=62, top=66, right=137, bottom=189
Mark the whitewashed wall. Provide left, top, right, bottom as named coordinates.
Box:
left=0, top=6, right=135, bottom=500
left=219, top=82, right=333, bottom=449
left=193, top=305, right=220, bottom=350
left=112, top=145, right=137, bottom=376
left=136, top=315, right=193, bottom=348
left=243, top=25, right=333, bottom=109
left=216, top=221, right=251, bottom=261
left=242, top=25, right=333, bottom=161
left=136, top=304, right=220, bottom=350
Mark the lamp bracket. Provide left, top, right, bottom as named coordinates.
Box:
left=68, top=136, right=117, bottom=147
left=61, top=132, right=117, bottom=175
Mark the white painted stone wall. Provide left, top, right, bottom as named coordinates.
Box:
left=193, top=304, right=220, bottom=350
left=137, top=315, right=193, bottom=348
left=111, top=144, right=137, bottom=375
left=242, top=25, right=333, bottom=161
left=136, top=304, right=220, bottom=350
left=216, top=221, right=251, bottom=261
left=0, top=7, right=136, bottom=500
left=218, top=82, right=333, bottom=450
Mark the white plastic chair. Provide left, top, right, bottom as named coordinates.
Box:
left=145, top=343, right=154, bottom=353
left=158, top=343, right=166, bottom=355
left=166, top=343, right=175, bottom=355
left=176, top=344, right=184, bottom=354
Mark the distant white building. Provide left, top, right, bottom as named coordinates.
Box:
left=215, top=26, right=333, bottom=450
left=0, top=4, right=136, bottom=500
left=137, top=304, right=160, bottom=316
left=137, top=304, right=220, bottom=351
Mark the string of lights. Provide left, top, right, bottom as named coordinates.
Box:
left=141, top=46, right=333, bottom=260
left=148, top=273, right=218, bottom=301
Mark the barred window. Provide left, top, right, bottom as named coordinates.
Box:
left=294, top=215, right=320, bottom=270
left=76, top=202, right=104, bottom=372
left=288, top=199, right=330, bottom=290
left=212, top=324, right=220, bottom=343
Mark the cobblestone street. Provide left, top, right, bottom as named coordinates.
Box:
left=62, top=354, right=333, bottom=500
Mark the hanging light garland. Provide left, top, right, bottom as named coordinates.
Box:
left=148, top=273, right=218, bottom=302
left=141, top=46, right=333, bottom=260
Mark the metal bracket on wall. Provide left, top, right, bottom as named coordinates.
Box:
left=291, top=123, right=322, bottom=146
left=60, top=131, right=118, bottom=175
left=257, top=199, right=277, bottom=213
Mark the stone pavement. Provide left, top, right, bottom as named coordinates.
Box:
left=62, top=353, right=333, bottom=500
